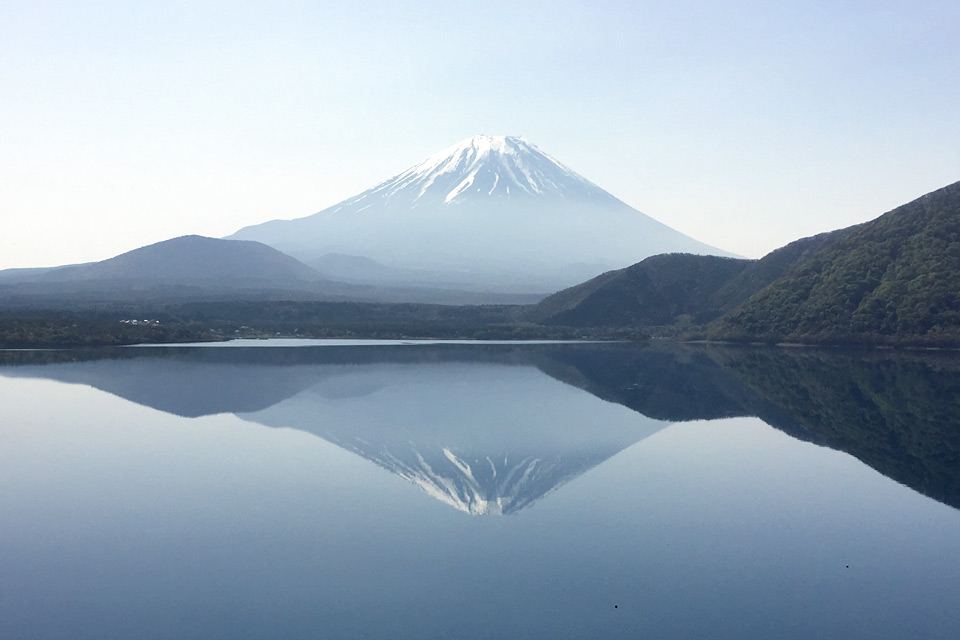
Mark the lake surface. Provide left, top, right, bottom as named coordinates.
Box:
left=1, top=341, right=958, bottom=639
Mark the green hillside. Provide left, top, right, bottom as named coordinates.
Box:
left=711, top=180, right=960, bottom=345
left=530, top=180, right=960, bottom=346
left=527, top=234, right=836, bottom=331
left=526, top=253, right=751, bottom=327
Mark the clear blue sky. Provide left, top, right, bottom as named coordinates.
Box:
left=2, top=0, right=958, bottom=269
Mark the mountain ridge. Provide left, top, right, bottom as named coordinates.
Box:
left=710, top=180, right=960, bottom=343
left=0, top=235, right=552, bottom=307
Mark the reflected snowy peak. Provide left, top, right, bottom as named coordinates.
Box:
left=238, top=361, right=667, bottom=515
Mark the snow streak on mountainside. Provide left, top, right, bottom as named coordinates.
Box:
left=228, top=135, right=733, bottom=293
left=328, top=135, right=620, bottom=209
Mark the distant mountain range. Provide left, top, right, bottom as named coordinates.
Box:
left=227, top=135, right=732, bottom=291
left=1, top=136, right=957, bottom=346
left=0, top=235, right=360, bottom=303
left=0, top=235, right=538, bottom=306
left=530, top=180, right=960, bottom=346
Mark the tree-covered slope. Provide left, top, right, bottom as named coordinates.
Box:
left=711, top=180, right=960, bottom=345
left=527, top=235, right=837, bottom=329
left=530, top=180, right=960, bottom=345
left=526, top=253, right=751, bottom=327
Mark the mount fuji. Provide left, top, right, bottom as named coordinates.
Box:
left=228, top=135, right=732, bottom=293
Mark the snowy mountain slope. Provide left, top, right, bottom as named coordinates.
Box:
left=322, top=134, right=620, bottom=208
left=227, top=135, right=733, bottom=293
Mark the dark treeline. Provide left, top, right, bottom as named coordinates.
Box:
left=0, top=301, right=646, bottom=348
left=0, top=312, right=217, bottom=348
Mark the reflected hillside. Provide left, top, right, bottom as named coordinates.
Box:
left=533, top=343, right=803, bottom=426
left=705, top=346, right=960, bottom=510
left=539, top=343, right=960, bottom=510
left=2, top=342, right=958, bottom=511
left=0, top=345, right=545, bottom=417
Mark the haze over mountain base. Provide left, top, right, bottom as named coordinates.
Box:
left=228, top=135, right=732, bottom=292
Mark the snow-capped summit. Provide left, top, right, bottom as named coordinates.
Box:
left=346, top=134, right=616, bottom=209
left=228, top=135, right=734, bottom=294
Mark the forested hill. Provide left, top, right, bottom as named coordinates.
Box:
left=525, top=254, right=751, bottom=327
left=530, top=180, right=960, bottom=346
left=710, top=180, right=960, bottom=345
left=527, top=234, right=841, bottom=329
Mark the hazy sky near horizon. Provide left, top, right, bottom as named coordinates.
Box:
left=2, top=0, right=959, bottom=269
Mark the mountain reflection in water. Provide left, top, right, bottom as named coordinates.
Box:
left=2, top=342, right=958, bottom=513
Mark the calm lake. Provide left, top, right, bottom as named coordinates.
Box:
left=1, top=340, right=958, bottom=639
